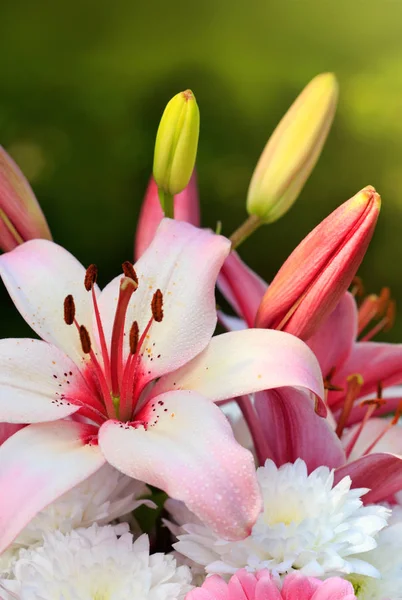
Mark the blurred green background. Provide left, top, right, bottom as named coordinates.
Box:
left=1, top=0, right=402, bottom=341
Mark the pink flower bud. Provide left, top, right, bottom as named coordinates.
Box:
left=255, top=186, right=381, bottom=340
left=134, top=171, right=200, bottom=260
left=0, top=147, right=52, bottom=252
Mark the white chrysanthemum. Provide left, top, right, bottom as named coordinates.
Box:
left=172, top=459, right=389, bottom=579
left=347, top=523, right=402, bottom=599
left=0, top=524, right=193, bottom=600
left=0, top=464, right=153, bottom=577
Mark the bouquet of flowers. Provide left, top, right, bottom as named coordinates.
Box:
left=0, top=73, right=400, bottom=600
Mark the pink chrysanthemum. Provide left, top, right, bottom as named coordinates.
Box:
left=185, top=569, right=356, bottom=600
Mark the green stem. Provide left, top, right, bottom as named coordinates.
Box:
left=229, top=214, right=262, bottom=249
left=157, top=188, right=174, bottom=219
left=164, top=192, right=174, bottom=219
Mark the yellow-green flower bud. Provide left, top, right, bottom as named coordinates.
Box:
left=153, top=90, right=200, bottom=198
left=247, top=73, right=338, bottom=223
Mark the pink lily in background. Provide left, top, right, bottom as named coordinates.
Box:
left=186, top=569, right=357, bottom=600
left=0, top=218, right=324, bottom=552
left=134, top=172, right=200, bottom=260
left=214, top=181, right=402, bottom=501
left=218, top=186, right=380, bottom=338
left=253, top=186, right=380, bottom=340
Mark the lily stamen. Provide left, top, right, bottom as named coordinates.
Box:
left=361, top=400, right=402, bottom=456
left=336, top=374, right=363, bottom=438
left=345, top=397, right=387, bottom=459
left=360, top=298, right=396, bottom=342
left=357, top=294, right=380, bottom=334
left=84, top=264, right=112, bottom=387
left=357, top=286, right=396, bottom=340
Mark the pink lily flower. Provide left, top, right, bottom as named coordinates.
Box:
left=186, top=569, right=356, bottom=600
left=218, top=244, right=402, bottom=501
left=0, top=219, right=324, bottom=552
left=135, top=173, right=200, bottom=260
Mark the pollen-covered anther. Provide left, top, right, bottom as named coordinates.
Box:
left=79, top=325, right=92, bottom=354
left=120, top=277, right=138, bottom=293
left=122, top=261, right=138, bottom=285
left=84, top=264, right=98, bottom=291
left=151, top=288, right=164, bottom=322
left=63, top=294, right=76, bottom=325
left=129, top=321, right=139, bottom=354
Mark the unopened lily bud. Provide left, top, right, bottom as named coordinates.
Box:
left=134, top=171, right=200, bottom=260
left=247, top=73, right=338, bottom=224
left=153, top=89, right=200, bottom=201
left=0, top=147, right=52, bottom=252
left=255, top=186, right=381, bottom=340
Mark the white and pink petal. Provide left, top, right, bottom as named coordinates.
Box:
left=99, top=390, right=262, bottom=541
left=98, top=219, right=231, bottom=387
left=0, top=338, right=91, bottom=423
left=152, top=329, right=326, bottom=416
left=0, top=240, right=99, bottom=365
left=0, top=420, right=105, bottom=552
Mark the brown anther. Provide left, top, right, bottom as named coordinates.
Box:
left=64, top=295, right=76, bottom=325
left=351, top=276, right=365, bottom=298
left=122, top=261, right=138, bottom=285
left=151, top=289, right=164, bottom=322
left=384, top=299, right=396, bottom=332
left=129, top=321, right=139, bottom=354
left=84, top=264, right=98, bottom=291
left=79, top=325, right=92, bottom=354
left=377, top=381, right=383, bottom=399
left=324, top=381, right=344, bottom=392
